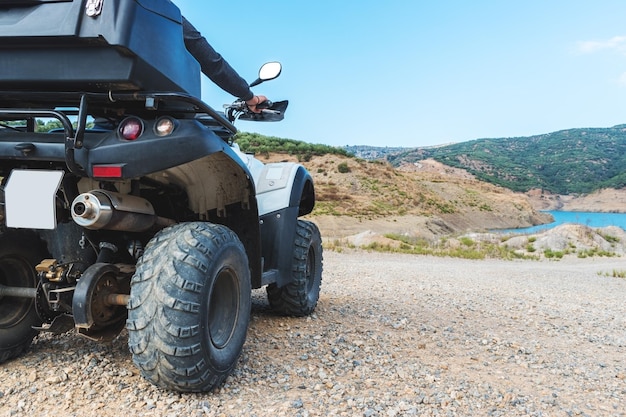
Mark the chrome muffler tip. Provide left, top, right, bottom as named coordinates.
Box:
left=71, top=192, right=113, bottom=229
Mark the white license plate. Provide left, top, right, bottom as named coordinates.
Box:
left=5, top=170, right=64, bottom=230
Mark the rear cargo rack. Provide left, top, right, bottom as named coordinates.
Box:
left=0, top=107, right=83, bottom=174
left=0, top=90, right=237, bottom=175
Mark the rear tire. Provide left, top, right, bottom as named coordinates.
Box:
left=267, top=220, right=323, bottom=316
left=0, top=230, right=47, bottom=363
left=127, top=222, right=251, bottom=392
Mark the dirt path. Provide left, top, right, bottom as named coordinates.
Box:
left=1, top=251, right=625, bottom=416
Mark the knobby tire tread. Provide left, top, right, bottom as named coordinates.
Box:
left=0, top=230, right=48, bottom=363
left=267, top=220, right=323, bottom=317
left=127, top=222, right=250, bottom=392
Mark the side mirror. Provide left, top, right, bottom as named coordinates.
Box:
left=249, top=62, right=282, bottom=87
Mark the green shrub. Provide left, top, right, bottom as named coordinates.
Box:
left=543, top=249, right=564, bottom=259
left=601, top=233, right=620, bottom=244
left=611, top=269, right=626, bottom=278
left=337, top=162, right=351, bottom=173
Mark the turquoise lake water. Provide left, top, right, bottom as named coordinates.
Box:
left=497, top=211, right=626, bottom=234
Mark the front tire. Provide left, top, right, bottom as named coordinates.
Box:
left=127, top=222, right=251, bottom=392
left=0, top=230, right=47, bottom=363
left=267, top=220, right=323, bottom=316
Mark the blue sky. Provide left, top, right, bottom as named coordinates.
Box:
left=175, top=0, right=626, bottom=148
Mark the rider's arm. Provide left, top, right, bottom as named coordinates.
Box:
left=182, top=17, right=254, bottom=101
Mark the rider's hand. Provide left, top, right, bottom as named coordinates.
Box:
left=245, top=95, right=268, bottom=113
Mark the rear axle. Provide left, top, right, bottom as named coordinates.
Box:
left=0, top=284, right=37, bottom=299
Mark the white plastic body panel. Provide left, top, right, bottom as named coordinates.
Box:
left=231, top=144, right=300, bottom=216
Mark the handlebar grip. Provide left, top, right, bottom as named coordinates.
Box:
left=255, top=100, right=272, bottom=110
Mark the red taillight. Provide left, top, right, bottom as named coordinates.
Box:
left=93, top=165, right=123, bottom=178
left=119, top=117, right=143, bottom=140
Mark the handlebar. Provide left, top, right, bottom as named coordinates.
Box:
left=224, top=100, right=288, bottom=122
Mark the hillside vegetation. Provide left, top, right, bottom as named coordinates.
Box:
left=235, top=132, right=349, bottom=161
left=387, top=125, right=626, bottom=195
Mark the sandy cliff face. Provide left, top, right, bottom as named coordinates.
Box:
left=267, top=153, right=625, bottom=247
left=526, top=188, right=626, bottom=212
left=268, top=155, right=552, bottom=239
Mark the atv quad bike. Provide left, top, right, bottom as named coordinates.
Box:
left=0, top=0, right=322, bottom=392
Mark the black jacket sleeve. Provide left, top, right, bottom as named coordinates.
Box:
left=182, top=17, right=254, bottom=101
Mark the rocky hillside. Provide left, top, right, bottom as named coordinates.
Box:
left=259, top=153, right=550, bottom=239
left=526, top=187, right=626, bottom=212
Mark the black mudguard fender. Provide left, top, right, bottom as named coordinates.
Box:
left=257, top=164, right=316, bottom=288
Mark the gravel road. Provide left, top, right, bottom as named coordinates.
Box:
left=1, top=251, right=625, bottom=417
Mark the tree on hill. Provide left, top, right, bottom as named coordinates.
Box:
left=235, top=132, right=350, bottom=161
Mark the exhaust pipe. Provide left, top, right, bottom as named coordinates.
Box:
left=71, top=190, right=174, bottom=232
